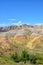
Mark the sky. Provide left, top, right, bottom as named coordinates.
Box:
left=0, top=0, right=43, bottom=26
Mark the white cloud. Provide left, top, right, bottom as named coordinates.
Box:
left=17, top=21, right=22, bottom=25
left=8, top=18, right=16, bottom=21
left=0, top=24, right=6, bottom=27
left=0, top=20, right=22, bottom=27
left=12, top=21, right=22, bottom=26
left=34, top=23, right=43, bottom=25
left=12, top=22, right=17, bottom=25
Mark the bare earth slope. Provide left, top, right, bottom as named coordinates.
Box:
left=0, top=24, right=43, bottom=56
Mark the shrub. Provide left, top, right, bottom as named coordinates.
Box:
left=20, top=50, right=29, bottom=63
left=11, top=52, right=20, bottom=63
left=11, top=50, right=37, bottom=64
left=29, top=54, right=37, bottom=64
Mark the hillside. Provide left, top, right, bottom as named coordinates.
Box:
left=0, top=24, right=43, bottom=55
left=0, top=24, right=43, bottom=65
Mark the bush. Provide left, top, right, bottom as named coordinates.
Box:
left=11, top=52, right=20, bottom=63
left=29, top=54, right=37, bottom=64
left=11, top=50, right=37, bottom=64
left=20, top=50, right=29, bottom=63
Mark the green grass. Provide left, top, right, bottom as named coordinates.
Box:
left=0, top=56, right=32, bottom=65
left=36, top=53, right=43, bottom=64
left=0, top=56, right=15, bottom=65
left=0, top=56, right=43, bottom=65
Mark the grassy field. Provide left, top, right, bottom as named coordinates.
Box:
left=0, top=52, right=43, bottom=65
left=0, top=57, right=42, bottom=65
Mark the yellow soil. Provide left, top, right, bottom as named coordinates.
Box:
left=26, top=36, right=41, bottom=49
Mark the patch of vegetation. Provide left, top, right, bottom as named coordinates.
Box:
left=20, top=50, right=29, bottom=63
left=11, top=50, right=37, bottom=64
left=0, top=50, right=43, bottom=65
left=29, top=54, right=37, bottom=64
left=11, top=52, right=20, bottom=63
left=36, top=53, right=43, bottom=64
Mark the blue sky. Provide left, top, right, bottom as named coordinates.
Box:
left=0, top=0, right=43, bottom=26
